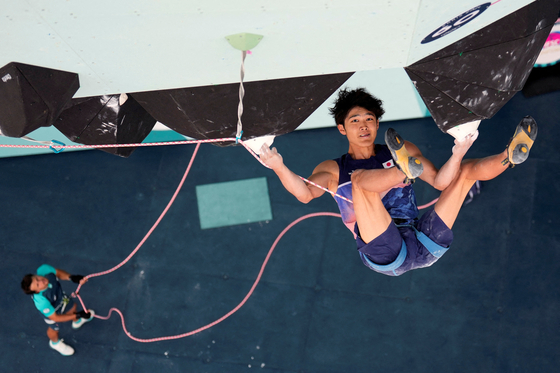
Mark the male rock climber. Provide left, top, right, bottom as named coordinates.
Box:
left=259, top=88, right=537, bottom=276
left=21, top=264, right=95, bottom=356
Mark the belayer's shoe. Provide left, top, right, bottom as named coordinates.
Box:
left=503, top=116, right=538, bottom=167
left=72, top=309, right=95, bottom=330
left=385, top=128, right=424, bottom=183
left=49, top=339, right=74, bottom=356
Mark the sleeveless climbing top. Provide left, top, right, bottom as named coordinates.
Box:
left=333, top=144, right=419, bottom=232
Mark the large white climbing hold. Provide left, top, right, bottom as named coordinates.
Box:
left=447, top=120, right=480, bottom=140
left=243, top=135, right=275, bottom=154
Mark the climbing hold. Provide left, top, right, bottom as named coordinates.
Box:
left=225, top=33, right=263, bottom=51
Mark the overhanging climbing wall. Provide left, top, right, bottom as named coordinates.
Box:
left=1, top=0, right=557, bottom=157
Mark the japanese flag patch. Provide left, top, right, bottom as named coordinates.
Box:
left=382, top=159, right=395, bottom=169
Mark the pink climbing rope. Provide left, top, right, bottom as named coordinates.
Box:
left=11, top=136, right=438, bottom=342
left=417, top=197, right=439, bottom=210
left=69, top=137, right=437, bottom=342
left=74, top=142, right=201, bottom=289
left=78, top=211, right=341, bottom=343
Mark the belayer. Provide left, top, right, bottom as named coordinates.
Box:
left=21, top=264, right=95, bottom=356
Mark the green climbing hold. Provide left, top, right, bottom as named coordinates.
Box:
left=225, top=33, right=264, bottom=51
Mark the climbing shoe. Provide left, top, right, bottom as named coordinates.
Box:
left=503, top=116, right=538, bottom=167
left=385, top=128, right=424, bottom=183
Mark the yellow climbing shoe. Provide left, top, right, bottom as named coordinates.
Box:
left=385, top=128, right=424, bottom=182
left=504, top=116, right=538, bottom=167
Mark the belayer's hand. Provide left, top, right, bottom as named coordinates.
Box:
left=70, top=274, right=88, bottom=285
left=75, top=310, right=92, bottom=320
left=70, top=275, right=83, bottom=283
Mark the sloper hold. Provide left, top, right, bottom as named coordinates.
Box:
left=0, top=62, right=79, bottom=137
left=130, top=73, right=353, bottom=146
left=54, top=94, right=156, bottom=158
